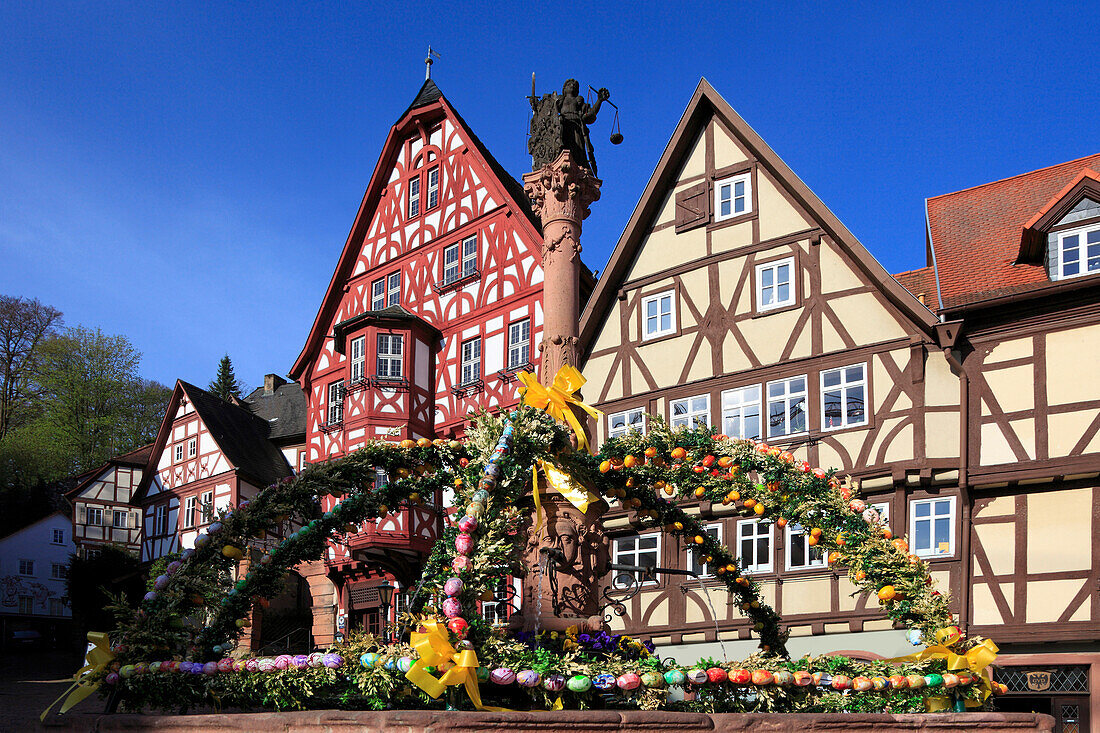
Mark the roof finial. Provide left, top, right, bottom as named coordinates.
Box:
left=425, top=46, right=441, bottom=81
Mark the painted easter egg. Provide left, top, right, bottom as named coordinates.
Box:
left=203, top=662, right=218, bottom=675
left=455, top=533, right=475, bottom=555
left=472, top=488, right=491, bottom=502
left=194, top=533, right=209, bottom=547
left=730, top=668, right=752, bottom=685
left=119, top=665, right=135, bottom=678
left=465, top=503, right=484, bottom=519
left=217, top=658, right=233, bottom=673
left=849, top=499, right=866, bottom=513
left=233, top=659, right=247, bottom=672
left=773, top=670, right=794, bottom=686
left=906, top=674, right=926, bottom=689
left=751, top=669, right=773, bottom=686
left=831, top=675, right=851, bottom=690
left=543, top=674, right=566, bottom=692
left=452, top=556, right=472, bottom=572
left=148, top=662, right=162, bottom=673
left=640, top=671, right=665, bottom=688
left=516, top=669, right=541, bottom=688
left=457, top=515, right=478, bottom=533
left=307, top=652, right=325, bottom=668
left=243, top=658, right=258, bottom=672
left=664, top=669, right=686, bottom=686
left=383, top=657, right=397, bottom=671
left=398, top=657, right=415, bottom=673
left=925, top=673, right=944, bottom=687
left=361, top=653, right=380, bottom=668
left=851, top=676, right=873, bottom=692
left=888, top=674, right=909, bottom=689
left=323, top=653, right=343, bottom=669
left=490, top=667, right=515, bottom=685
left=617, top=672, right=641, bottom=691
left=143, top=591, right=158, bottom=603
left=475, top=666, right=490, bottom=682
left=441, top=597, right=463, bottom=618
left=275, top=655, right=292, bottom=670
left=447, top=617, right=469, bottom=637
left=707, top=667, right=729, bottom=684
left=686, top=668, right=708, bottom=685
left=443, top=577, right=464, bottom=597
left=593, top=673, right=618, bottom=690
left=862, top=508, right=880, bottom=524
left=257, top=658, right=276, bottom=673
left=154, top=574, right=169, bottom=590
left=567, top=674, right=592, bottom=692
left=105, top=672, right=120, bottom=685
left=133, top=662, right=148, bottom=675
left=871, top=676, right=889, bottom=691
left=793, top=670, right=813, bottom=686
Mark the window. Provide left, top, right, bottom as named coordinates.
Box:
left=49, top=598, right=64, bottom=616
left=766, top=376, right=807, bottom=438
left=481, top=580, right=510, bottom=624
left=461, top=235, right=477, bottom=277
left=756, top=257, right=795, bottom=311
left=113, top=510, right=128, bottom=528
left=155, top=505, right=167, bottom=536
left=84, top=547, right=101, bottom=561
left=376, top=334, right=403, bottom=379
left=737, top=519, right=773, bottom=574
left=785, top=523, right=825, bottom=571
left=460, top=338, right=481, bottom=385
left=910, top=497, right=955, bottom=558
left=407, top=175, right=420, bottom=218
left=822, top=364, right=867, bottom=430
left=19, top=559, right=34, bottom=576
left=327, top=381, right=344, bottom=425
left=612, top=534, right=660, bottom=587
left=183, top=496, right=197, bottom=528
left=374, top=467, right=389, bottom=489
left=371, top=278, right=385, bottom=311
left=687, top=525, right=721, bottom=577
left=51, top=529, right=64, bottom=545
left=426, top=166, right=440, bottom=210
left=350, top=336, right=366, bottom=383
left=387, top=271, right=401, bottom=307
left=200, top=491, right=214, bottom=524
left=722, top=385, right=762, bottom=440
left=1057, top=223, right=1100, bottom=280
left=641, top=291, right=675, bottom=340
left=174, top=444, right=184, bottom=462
left=671, top=395, right=710, bottom=430
left=187, top=437, right=197, bottom=458
left=18, top=595, right=33, bottom=614
left=507, top=319, right=530, bottom=370
left=51, top=562, right=67, bottom=580
left=443, top=236, right=478, bottom=284
left=608, top=408, right=645, bottom=439
left=871, top=501, right=891, bottom=529
left=86, top=507, right=103, bottom=526
left=715, top=172, right=751, bottom=221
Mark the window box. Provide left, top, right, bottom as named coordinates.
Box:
left=496, top=363, right=534, bottom=383
left=451, top=379, right=484, bottom=398
left=371, top=375, right=410, bottom=392
left=432, top=269, right=481, bottom=294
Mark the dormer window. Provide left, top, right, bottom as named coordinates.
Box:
left=1056, top=223, right=1100, bottom=280
left=714, top=172, right=751, bottom=222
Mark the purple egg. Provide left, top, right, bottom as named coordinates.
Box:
left=323, top=653, right=343, bottom=669
left=166, top=560, right=182, bottom=575
left=179, top=661, right=194, bottom=673
left=490, top=667, right=515, bottom=685
left=154, top=575, right=169, bottom=590
left=203, top=662, right=218, bottom=675
left=292, top=654, right=309, bottom=669
left=543, top=673, right=566, bottom=692
left=190, top=663, right=206, bottom=675
left=443, top=577, right=464, bottom=597
left=143, top=591, right=158, bottom=603
left=105, top=672, right=120, bottom=685
left=441, top=597, right=463, bottom=618
left=517, top=669, right=541, bottom=688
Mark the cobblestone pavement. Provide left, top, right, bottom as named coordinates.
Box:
left=0, top=649, right=94, bottom=730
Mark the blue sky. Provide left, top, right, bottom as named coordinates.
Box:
left=2, top=2, right=1097, bottom=390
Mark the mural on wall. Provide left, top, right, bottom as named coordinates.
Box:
left=1, top=575, right=55, bottom=610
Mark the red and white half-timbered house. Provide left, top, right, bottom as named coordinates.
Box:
left=289, top=79, right=590, bottom=640
left=67, top=444, right=151, bottom=558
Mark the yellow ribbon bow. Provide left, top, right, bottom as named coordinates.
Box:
left=405, top=619, right=508, bottom=711
left=889, top=636, right=999, bottom=711
left=41, top=631, right=115, bottom=720
left=518, top=365, right=602, bottom=454
left=531, top=458, right=600, bottom=534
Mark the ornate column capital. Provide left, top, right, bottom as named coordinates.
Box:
left=523, top=150, right=602, bottom=229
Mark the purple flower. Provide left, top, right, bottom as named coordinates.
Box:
left=578, top=634, right=592, bottom=644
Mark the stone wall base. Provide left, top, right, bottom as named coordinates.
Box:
left=42, top=710, right=1053, bottom=732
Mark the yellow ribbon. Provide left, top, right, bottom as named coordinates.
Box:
left=41, top=631, right=115, bottom=720
left=889, top=637, right=999, bottom=710
left=405, top=619, right=508, bottom=711
left=531, top=459, right=600, bottom=535
left=518, top=366, right=602, bottom=454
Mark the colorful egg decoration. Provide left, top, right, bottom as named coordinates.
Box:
left=773, top=670, right=794, bottom=686
left=457, top=515, right=478, bottom=533
left=203, top=661, right=218, bottom=675
left=153, top=574, right=169, bottom=590
left=475, top=666, right=490, bottom=682
left=465, top=503, right=484, bottom=519
left=751, top=669, right=774, bottom=686
left=888, top=674, right=909, bottom=689
left=307, top=652, right=325, bottom=668
left=707, top=667, right=729, bottom=684
left=517, top=669, right=541, bottom=688
left=664, top=669, right=686, bottom=686
left=133, top=662, right=148, bottom=675
left=398, top=656, right=416, bottom=673
left=616, top=672, right=641, bottom=690
left=472, top=488, right=491, bottom=503
left=686, top=668, right=708, bottom=685
left=593, top=673, right=618, bottom=690
left=871, top=676, right=889, bottom=691
left=105, top=672, right=120, bottom=685
left=455, top=533, right=475, bottom=555
left=640, top=671, right=665, bottom=688
left=323, top=653, right=343, bottom=669
left=452, top=556, right=473, bottom=572
left=383, top=657, right=398, bottom=671
left=258, top=657, right=276, bottom=673
left=245, top=658, right=260, bottom=672
left=443, top=577, right=464, bottom=597
left=942, top=673, right=960, bottom=688
left=793, top=670, right=813, bottom=686
left=851, top=676, right=873, bottom=692
left=730, top=668, right=752, bottom=685
left=291, top=655, right=308, bottom=669
left=119, top=664, right=135, bottom=678
left=567, top=674, right=593, bottom=692
left=441, top=597, right=463, bottom=618
left=925, top=673, right=944, bottom=687
left=217, top=658, right=233, bottom=673
left=831, top=675, right=851, bottom=690
left=489, top=667, right=515, bottom=685
left=447, top=617, right=469, bottom=637
left=543, top=674, right=566, bottom=692
left=148, top=661, right=162, bottom=673
left=905, top=674, right=926, bottom=689
left=361, top=653, right=380, bottom=668
left=275, top=655, right=292, bottom=670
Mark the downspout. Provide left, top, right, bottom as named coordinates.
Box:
left=926, top=199, right=945, bottom=313
left=942, top=345, right=970, bottom=633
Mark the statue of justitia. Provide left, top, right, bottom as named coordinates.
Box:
left=528, top=79, right=611, bottom=176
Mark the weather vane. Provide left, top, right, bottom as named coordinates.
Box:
left=425, top=46, right=441, bottom=80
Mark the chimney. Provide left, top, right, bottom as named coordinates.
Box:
left=264, top=374, right=287, bottom=395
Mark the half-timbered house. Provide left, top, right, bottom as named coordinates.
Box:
left=579, top=79, right=965, bottom=662
left=67, top=444, right=151, bottom=558
left=288, top=78, right=591, bottom=643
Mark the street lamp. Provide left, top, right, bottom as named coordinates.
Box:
left=376, top=581, right=395, bottom=643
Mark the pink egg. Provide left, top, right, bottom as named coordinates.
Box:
left=455, top=533, right=474, bottom=555
left=617, top=672, right=641, bottom=690
left=457, top=515, right=478, bottom=533
left=442, top=597, right=463, bottom=618
left=452, top=556, right=472, bottom=572
left=444, top=577, right=464, bottom=597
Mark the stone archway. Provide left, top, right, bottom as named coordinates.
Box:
left=295, top=560, right=338, bottom=650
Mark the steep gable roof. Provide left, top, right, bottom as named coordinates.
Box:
left=926, top=153, right=1100, bottom=310
left=65, top=443, right=155, bottom=500
left=579, top=78, right=939, bottom=353
left=240, top=380, right=306, bottom=443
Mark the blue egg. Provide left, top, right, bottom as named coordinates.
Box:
left=593, top=673, right=617, bottom=690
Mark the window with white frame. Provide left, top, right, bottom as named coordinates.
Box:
left=426, top=166, right=440, bottom=210
left=113, top=510, right=128, bottom=528
left=687, top=524, right=721, bottom=577
left=187, top=437, right=197, bottom=458
left=200, top=490, right=214, bottom=524
left=715, top=172, right=751, bottom=221
left=612, top=534, right=660, bottom=587
left=870, top=501, right=891, bottom=529
left=52, top=529, right=64, bottom=544
left=387, top=271, right=401, bottom=307
left=460, top=338, right=481, bottom=384
left=19, top=559, right=34, bottom=576
left=910, top=496, right=955, bottom=558
left=1057, top=223, right=1100, bottom=280
left=49, top=598, right=64, bottom=616
left=18, top=595, right=33, bottom=614
left=443, top=236, right=478, bottom=285
left=51, top=562, right=67, bottom=579
left=461, top=235, right=477, bottom=276
left=376, top=334, right=403, bottom=379
left=641, top=291, right=675, bottom=340
left=737, top=519, right=773, bottom=573
left=86, top=507, right=103, bottom=526
left=85, top=547, right=101, bottom=561
left=327, top=380, right=344, bottom=425
left=785, top=523, right=825, bottom=571
left=407, top=175, right=420, bottom=218
left=350, top=336, right=366, bottom=383
left=822, top=364, right=867, bottom=430
left=155, top=505, right=167, bottom=535
left=507, top=319, right=530, bottom=370
left=671, top=394, right=710, bottom=430
left=371, top=278, right=385, bottom=311
left=766, top=376, right=807, bottom=438
left=722, top=385, right=762, bottom=440
left=183, top=496, right=197, bottom=528
left=756, top=257, right=795, bottom=311
left=174, top=444, right=184, bottom=462
left=481, top=579, right=510, bottom=624
left=608, top=408, right=645, bottom=439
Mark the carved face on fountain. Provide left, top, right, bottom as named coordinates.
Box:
left=553, top=517, right=580, bottom=567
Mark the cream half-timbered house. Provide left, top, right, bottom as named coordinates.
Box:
left=67, top=444, right=151, bottom=557
left=579, top=79, right=964, bottom=661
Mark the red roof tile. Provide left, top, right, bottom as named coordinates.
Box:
left=926, top=153, right=1100, bottom=309
left=892, top=266, right=938, bottom=306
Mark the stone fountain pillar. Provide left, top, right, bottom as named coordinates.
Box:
left=510, top=149, right=609, bottom=633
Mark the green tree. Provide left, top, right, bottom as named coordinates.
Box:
left=0, top=295, right=63, bottom=442
left=208, top=354, right=242, bottom=401
left=65, top=544, right=144, bottom=637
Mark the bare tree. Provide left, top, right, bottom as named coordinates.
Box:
left=0, top=295, right=63, bottom=442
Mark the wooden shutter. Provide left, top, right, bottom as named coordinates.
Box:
left=675, top=182, right=708, bottom=233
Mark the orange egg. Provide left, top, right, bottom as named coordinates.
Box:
left=623, top=455, right=637, bottom=468
left=671, top=447, right=687, bottom=460
left=877, top=585, right=896, bottom=601
left=644, top=446, right=657, bottom=458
